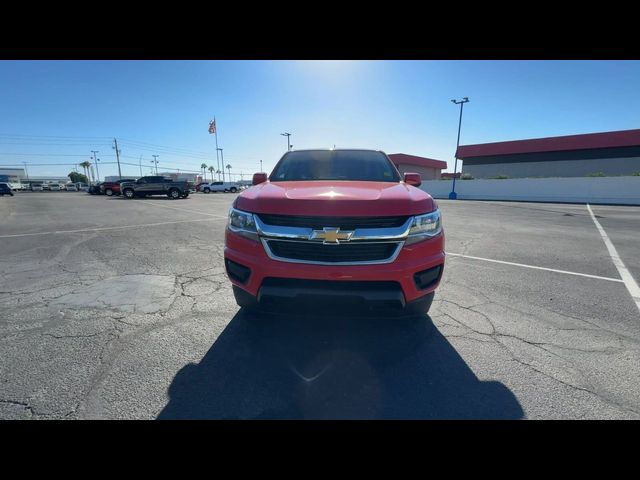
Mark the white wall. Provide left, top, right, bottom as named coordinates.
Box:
left=421, top=176, right=640, bottom=205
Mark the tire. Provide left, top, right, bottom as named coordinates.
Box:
left=168, top=188, right=181, bottom=200
left=230, top=187, right=237, bottom=193
left=181, top=192, right=189, bottom=198
left=203, top=188, right=210, bottom=193
left=105, top=189, right=113, bottom=196
left=123, top=188, right=135, bottom=199
left=405, top=292, right=435, bottom=315
left=232, top=285, right=259, bottom=310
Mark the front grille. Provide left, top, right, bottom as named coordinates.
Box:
left=266, top=240, right=400, bottom=263
left=257, top=214, right=409, bottom=230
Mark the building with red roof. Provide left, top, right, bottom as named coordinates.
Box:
left=388, top=153, right=448, bottom=180
left=457, top=128, right=640, bottom=179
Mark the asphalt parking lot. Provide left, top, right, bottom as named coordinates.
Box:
left=1, top=191, right=639, bottom=419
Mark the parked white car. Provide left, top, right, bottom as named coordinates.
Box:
left=200, top=181, right=240, bottom=193
left=49, top=184, right=61, bottom=191
left=31, top=183, right=44, bottom=191
left=66, top=184, right=78, bottom=191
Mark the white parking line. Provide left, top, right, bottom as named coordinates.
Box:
left=446, top=252, right=624, bottom=283
left=587, top=203, right=640, bottom=312
left=0, top=217, right=223, bottom=239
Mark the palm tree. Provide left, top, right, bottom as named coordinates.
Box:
left=226, top=164, right=232, bottom=181
left=216, top=169, right=221, bottom=181
left=200, top=163, right=207, bottom=180
left=208, top=166, right=215, bottom=182
left=79, top=161, right=91, bottom=183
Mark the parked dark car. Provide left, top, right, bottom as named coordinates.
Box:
left=88, top=183, right=104, bottom=195
left=0, top=182, right=14, bottom=196
left=100, top=179, right=138, bottom=196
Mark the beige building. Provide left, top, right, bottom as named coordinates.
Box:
left=388, top=153, right=447, bottom=180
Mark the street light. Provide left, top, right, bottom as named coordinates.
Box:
left=281, top=132, right=291, bottom=152
left=449, top=97, right=469, bottom=200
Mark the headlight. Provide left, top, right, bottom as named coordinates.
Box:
left=227, top=207, right=258, bottom=241
left=405, top=209, right=442, bottom=245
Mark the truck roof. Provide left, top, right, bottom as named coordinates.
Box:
left=287, top=148, right=385, bottom=153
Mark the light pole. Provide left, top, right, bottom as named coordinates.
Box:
left=91, top=150, right=100, bottom=181
left=449, top=97, right=469, bottom=200
left=217, top=148, right=225, bottom=182
left=151, top=155, right=159, bottom=175
left=260, top=159, right=263, bottom=172
left=281, top=132, right=291, bottom=152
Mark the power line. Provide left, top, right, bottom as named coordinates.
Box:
left=0, top=133, right=112, bottom=140
left=0, top=152, right=116, bottom=157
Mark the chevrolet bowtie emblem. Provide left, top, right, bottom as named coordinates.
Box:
left=310, top=227, right=354, bottom=244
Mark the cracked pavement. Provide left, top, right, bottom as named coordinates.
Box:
left=1, top=193, right=639, bottom=419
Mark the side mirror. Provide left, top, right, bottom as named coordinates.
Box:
left=404, top=172, right=422, bottom=187
left=252, top=173, right=268, bottom=185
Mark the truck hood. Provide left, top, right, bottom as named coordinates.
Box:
left=235, top=181, right=435, bottom=216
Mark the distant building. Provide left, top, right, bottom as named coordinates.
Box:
left=159, top=172, right=200, bottom=182
left=458, top=128, right=640, bottom=179
left=0, top=168, right=26, bottom=183
left=104, top=175, right=139, bottom=182
left=388, top=153, right=448, bottom=180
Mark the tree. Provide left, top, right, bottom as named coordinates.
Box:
left=68, top=171, right=89, bottom=184
left=201, top=163, right=207, bottom=179
left=208, top=166, right=215, bottom=182
left=216, top=169, right=221, bottom=181
left=226, top=164, right=232, bottom=181
left=79, top=161, right=92, bottom=182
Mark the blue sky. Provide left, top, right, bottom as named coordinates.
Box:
left=0, top=60, right=639, bottom=179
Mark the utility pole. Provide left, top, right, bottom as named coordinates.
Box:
left=112, top=139, right=122, bottom=180
left=23, top=161, right=30, bottom=184
left=91, top=150, right=99, bottom=181
left=217, top=148, right=225, bottom=182
left=139, top=155, right=143, bottom=177
left=151, top=155, right=159, bottom=175
left=260, top=159, right=263, bottom=172
left=449, top=97, right=469, bottom=200
left=281, top=132, right=291, bottom=152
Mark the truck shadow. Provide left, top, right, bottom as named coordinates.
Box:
left=158, top=308, right=524, bottom=419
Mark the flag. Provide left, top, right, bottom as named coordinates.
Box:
left=208, top=119, right=216, bottom=134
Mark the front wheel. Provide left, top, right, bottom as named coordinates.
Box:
left=168, top=188, right=181, bottom=200
left=230, top=187, right=237, bottom=193
left=105, top=189, right=113, bottom=196
left=203, top=188, right=210, bottom=194
left=232, top=285, right=259, bottom=310
left=123, top=188, right=135, bottom=199
left=405, top=292, right=435, bottom=315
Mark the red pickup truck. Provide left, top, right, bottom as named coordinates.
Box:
left=224, top=149, right=444, bottom=314
left=100, top=178, right=138, bottom=196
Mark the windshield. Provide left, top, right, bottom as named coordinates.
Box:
left=270, top=150, right=400, bottom=182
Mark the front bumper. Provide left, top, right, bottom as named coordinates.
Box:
left=224, top=229, right=445, bottom=304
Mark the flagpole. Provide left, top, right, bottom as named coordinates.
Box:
left=214, top=116, right=221, bottom=182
